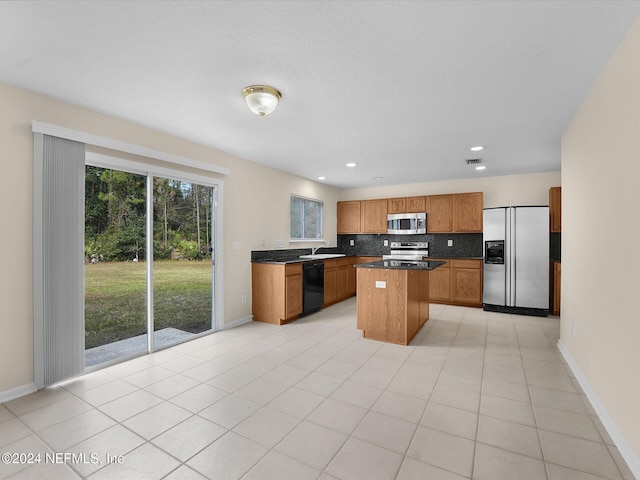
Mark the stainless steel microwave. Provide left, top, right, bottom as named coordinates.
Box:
left=387, top=213, right=427, bottom=235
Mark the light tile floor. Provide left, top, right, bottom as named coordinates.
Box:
left=0, top=299, right=635, bottom=480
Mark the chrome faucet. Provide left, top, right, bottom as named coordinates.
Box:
left=311, top=244, right=326, bottom=255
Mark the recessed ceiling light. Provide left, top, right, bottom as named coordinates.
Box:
left=374, top=177, right=383, bottom=180
left=345, top=162, right=357, bottom=167
left=475, top=165, right=486, bottom=171
left=470, top=146, right=484, bottom=152
left=318, top=176, right=326, bottom=180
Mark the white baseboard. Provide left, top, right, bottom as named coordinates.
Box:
left=221, top=315, right=252, bottom=330
left=558, top=340, right=640, bottom=480
left=0, top=383, right=37, bottom=404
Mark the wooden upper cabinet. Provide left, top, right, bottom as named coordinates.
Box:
left=453, top=192, right=483, bottom=232
left=406, top=196, right=427, bottom=213
left=337, top=201, right=361, bottom=234
left=388, top=196, right=426, bottom=214
left=361, top=199, right=388, bottom=233
left=388, top=197, right=406, bottom=214
left=549, top=187, right=561, bottom=232
left=426, top=195, right=453, bottom=232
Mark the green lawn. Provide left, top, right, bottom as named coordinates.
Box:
left=85, top=260, right=212, bottom=349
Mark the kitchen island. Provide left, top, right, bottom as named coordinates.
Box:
left=354, top=259, right=445, bottom=345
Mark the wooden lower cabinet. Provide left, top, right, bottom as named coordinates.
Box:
left=324, top=259, right=338, bottom=306
left=327, top=256, right=381, bottom=306
left=428, top=261, right=451, bottom=301
left=285, top=270, right=303, bottom=320
left=252, top=256, right=386, bottom=325
left=428, top=258, right=482, bottom=307
left=252, top=263, right=302, bottom=325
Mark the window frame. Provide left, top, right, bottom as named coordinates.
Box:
left=290, top=194, right=324, bottom=242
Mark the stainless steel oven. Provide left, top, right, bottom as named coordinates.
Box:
left=382, top=241, right=429, bottom=261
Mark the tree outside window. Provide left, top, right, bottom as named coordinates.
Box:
left=291, top=195, right=323, bottom=240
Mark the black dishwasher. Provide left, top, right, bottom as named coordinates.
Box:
left=302, top=262, right=324, bottom=316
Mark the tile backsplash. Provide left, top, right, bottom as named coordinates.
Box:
left=336, top=233, right=483, bottom=258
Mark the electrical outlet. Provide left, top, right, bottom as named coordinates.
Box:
left=273, top=240, right=285, bottom=248
left=260, top=237, right=265, bottom=246
left=571, top=322, right=576, bottom=337
left=384, top=239, right=389, bottom=247
left=234, top=241, right=242, bottom=250
left=447, top=239, right=453, bottom=247
left=241, top=294, right=247, bottom=304
left=350, top=239, right=355, bottom=246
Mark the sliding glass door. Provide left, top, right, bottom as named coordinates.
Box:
left=84, top=166, right=148, bottom=367
left=152, top=177, right=215, bottom=348
left=84, top=165, right=218, bottom=367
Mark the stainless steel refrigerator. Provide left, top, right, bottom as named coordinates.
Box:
left=483, top=206, right=549, bottom=316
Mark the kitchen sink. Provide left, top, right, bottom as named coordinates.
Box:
left=299, top=254, right=346, bottom=259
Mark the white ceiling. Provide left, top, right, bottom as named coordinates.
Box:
left=1, top=1, right=639, bottom=189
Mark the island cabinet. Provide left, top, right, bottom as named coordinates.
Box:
left=428, top=258, right=482, bottom=307
left=549, top=186, right=561, bottom=232
left=251, top=263, right=302, bottom=325
left=426, top=192, right=483, bottom=233
left=356, top=267, right=430, bottom=345
left=349, top=256, right=382, bottom=295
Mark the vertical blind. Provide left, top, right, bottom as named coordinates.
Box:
left=33, top=134, right=85, bottom=388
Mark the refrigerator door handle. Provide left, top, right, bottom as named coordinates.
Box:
left=512, top=207, right=516, bottom=307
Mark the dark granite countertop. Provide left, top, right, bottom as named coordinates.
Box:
left=354, top=259, right=446, bottom=271
left=251, top=257, right=321, bottom=265
left=252, top=255, right=480, bottom=265
left=251, top=254, right=384, bottom=265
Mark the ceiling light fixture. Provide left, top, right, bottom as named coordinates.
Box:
left=346, top=162, right=357, bottom=167
left=470, top=146, right=484, bottom=152
left=374, top=177, right=383, bottom=180
left=242, top=85, right=281, bottom=116
left=318, top=176, right=326, bottom=180
left=475, top=165, right=487, bottom=171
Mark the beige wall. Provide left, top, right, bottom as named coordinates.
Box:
left=561, top=19, right=640, bottom=464
left=0, top=82, right=340, bottom=393
left=341, top=171, right=561, bottom=208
